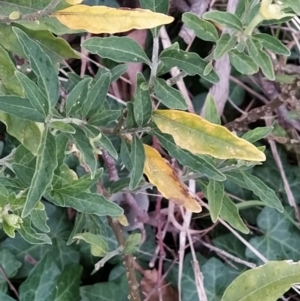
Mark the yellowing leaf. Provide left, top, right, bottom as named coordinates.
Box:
left=66, top=0, right=83, bottom=4
left=117, top=214, right=129, bottom=226
left=143, top=144, right=201, bottom=213
left=53, top=5, right=174, bottom=34
left=153, top=110, right=266, bottom=162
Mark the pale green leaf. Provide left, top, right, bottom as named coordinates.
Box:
left=207, top=180, right=224, bottom=222
left=222, top=261, right=300, bottom=301
left=22, top=128, right=57, bottom=217
left=203, top=11, right=243, bottom=31
left=229, top=50, right=258, bottom=75
left=242, top=126, right=273, bottom=143
left=82, top=37, right=151, bottom=65
left=214, top=33, right=237, bottom=60
left=154, top=78, right=187, bottom=110
left=203, top=93, right=221, bottom=124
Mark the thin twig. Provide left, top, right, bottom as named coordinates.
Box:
left=0, top=264, right=19, bottom=300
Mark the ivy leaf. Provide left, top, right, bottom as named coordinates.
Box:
left=82, top=37, right=151, bottom=64
left=54, top=5, right=174, bottom=34
left=13, top=27, right=59, bottom=107
left=222, top=261, right=300, bottom=301
left=246, top=207, right=300, bottom=264
left=182, top=12, right=219, bottom=42
left=203, top=11, right=243, bottom=31
left=19, top=253, right=61, bottom=301
left=153, top=78, right=187, bottom=110
left=153, top=110, right=266, bottom=161
left=133, top=73, right=152, bottom=127
left=53, top=264, right=82, bottom=301
left=143, top=144, right=201, bottom=212
left=22, top=128, right=57, bottom=218
left=129, top=135, right=145, bottom=190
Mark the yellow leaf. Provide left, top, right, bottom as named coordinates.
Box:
left=117, top=214, right=129, bottom=227
left=65, top=0, right=83, bottom=4
left=153, top=110, right=266, bottom=162
left=53, top=5, right=174, bottom=34
left=143, top=144, right=201, bottom=213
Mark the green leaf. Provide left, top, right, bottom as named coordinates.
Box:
left=252, top=33, right=291, bottom=56
left=88, top=109, right=121, bottom=126
left=48, top=191, right=123, bottom=216
left=222, top=261, right=300, bottom=301
left=246, top=38, right=275, bottom=80
left=69, top=126, right=97, bottom=179
left=22, top=128, right=57, bottom=217
left=13, top=27, right=59, bottom=107
left=82, top=37, right=151, bottom=65
left=66, top=77, right=93, bottom=117
left=0, top=203, right=80, bottom=278
left=123, top=233, right=142, bottom=254
left=226, top=171, right=284, bottom=212
left=242, top=126, right=273, bottom=143
left=15, top=71, right=50, bottom=117
left=207, top=179, right=224, bottom=222
left=74, top=233, right=108, bottom=257
left=182, top=13, right=219, bottom=42
left=97, top=133, right=118, bottom=159
left=53, top=264, right=82, bottom=301
left=203, top=11, right=243, bottom=31
left=133, top=73, right=152, bottom=127
left=110, top=64, right=128, bottom=82
left=228, top=50, right=258, bottom=75
left=129, top=135, right=145, bottom=190
left=203, top=62, right=213, bottom=76
left=139, top=0, right=169, bottom=14
left=246, top=207, right=300, bottom=264
left=80, top=273, right=129, bottom=301
left=0, top=96, right=45, bottom=122
left=280, top=0, right=300, bottom=14
left=31, top=209, right=50, bottom=233
left=220, top=194, right=249, bottom=234
left=82, top=72, right=111, bottom=118
left=153, top=78, right=187, bottom=110
left=120, top=138, right=133, bottom=171
left=50, top=121, right=76, bottom=134
left=19, top=253, right=61, bottom=301
left=0, top=292, right=16, bottom=301
left=213, top=33, right=237, bottom=60
left=234, top=0, right=250, bottom=19
left=18, top=218, right=52, bottom=244
left=0, top=23, right=79, bottom=65
left=125, top=102, right=138, bottom=129
left=0, top=249, right=22, bottom=293
left=159, top=47, right=219, bottom=84
left=0, top=45, right=23, bottom=95
left=154, top=130, right=226, bottom=181
left=203, top=93, right=221, bottom=124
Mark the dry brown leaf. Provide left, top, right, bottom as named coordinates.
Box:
left=53, top=5, right=174, bottom=34
left=143, top=144, right=201, bottom=213
left=141, top=269, right=179, bottom=301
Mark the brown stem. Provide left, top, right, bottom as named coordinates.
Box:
left=108, top=217, right=141, bottom=301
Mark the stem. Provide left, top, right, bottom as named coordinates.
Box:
left=108, top=217, right=141, bottom=301
left=149, top=36, right=159, bottom=87
left=244, top=13, right=263, bottom=36
left=0, top=0, right=61, bottom=23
